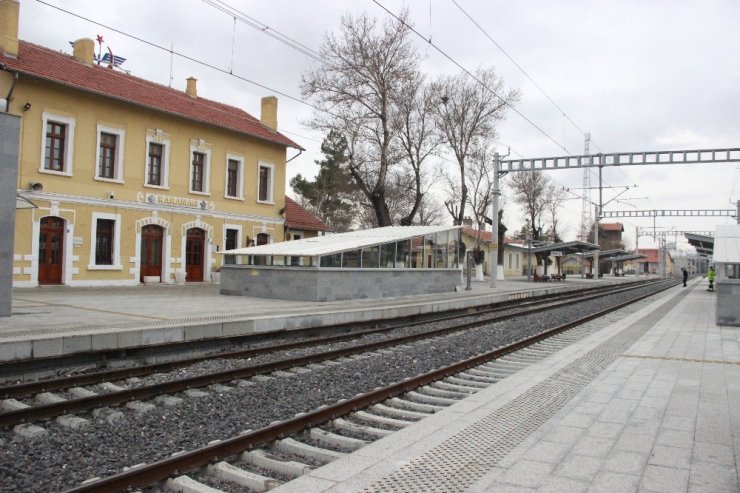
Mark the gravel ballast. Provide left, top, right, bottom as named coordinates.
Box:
left=0, top=282, right=673, bottom=492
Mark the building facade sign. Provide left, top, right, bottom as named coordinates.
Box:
left=137, top=192, right=214, bottom=211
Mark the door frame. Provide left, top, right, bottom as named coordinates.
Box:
left=185, top=227, right=206, bottom=282
left=140, top=224, right=164, bottom=282
left=38, top=216, right=66, bottom=285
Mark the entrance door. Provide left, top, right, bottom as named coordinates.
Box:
left=140, top=225, right=164, bottom=282
left=186, top=228, right=205, bottom=282
left=39, top=217, right=65, bottom=285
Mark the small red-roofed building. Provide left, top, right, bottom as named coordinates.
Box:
left=0, top=1, right=302, bottom=286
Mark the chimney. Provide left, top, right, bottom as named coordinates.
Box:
left=260, top=96, right=278, bottom=131
left=72, top=38, right=95, bottom=65
left=186, top=77, right=197, bottom=98
left=0, top=0, right=20, bottom=58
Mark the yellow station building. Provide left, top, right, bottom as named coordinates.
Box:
left=0, top=0, right=302, bottom=287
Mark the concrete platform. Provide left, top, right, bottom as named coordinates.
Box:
left=0, top=275, right=631, bottom=363
left=270, top=278, right=740, bottom=493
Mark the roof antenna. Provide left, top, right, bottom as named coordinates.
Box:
left=168, top=41, right=174, bottom=87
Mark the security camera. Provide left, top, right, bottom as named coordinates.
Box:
left=29, top=182, right=43, bottom=192
left=108, top=191, right=115, bottom=199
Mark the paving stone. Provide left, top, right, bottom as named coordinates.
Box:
left=587, top=421, right=623, bottom=439
left=499, top=460, right=553, bottom=488
left=649, top=444, right=692, bottom=469
left=640, top=464, right=690, bottom=492
left=588, top=471, right=640, bottom=493
left=570, top=436, right=614, bottom=458
left=553, top=455, right=602, bottom=482
left=602, top=450, right=649, bottom=475
left=689, top=460, right=739, bottom=491
left=692, top=441, right=735, bottom=466
left=656, top=428, right=694, bottom=449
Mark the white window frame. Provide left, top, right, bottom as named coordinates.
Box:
left=94, top=124, right=125, bottom=183
left=224, top=154, right=245, bottom=200
left=144, top=131, right=171, bottom=189
left=223, top=224, right=242, bottom=251
left=40, top=112, right=76, bottom=176
left=189, top=144, right=211, bottom=195
left=88, top=212, right=122, bottom=270
left=257, top=161, right=275, bottom=204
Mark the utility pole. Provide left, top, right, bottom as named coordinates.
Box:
left=490, top=152, right=500, bottom=288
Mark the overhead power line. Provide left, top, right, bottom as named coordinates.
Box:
left=449, top=0, right=604, bottom=154
left=372, top=0, right=572, bottom=156
left=34, top=0, right=324, bottom=114
left=200, top=0, right=325, bottom=64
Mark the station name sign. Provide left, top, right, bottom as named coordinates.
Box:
left=137, top=192, right=215, bottom=211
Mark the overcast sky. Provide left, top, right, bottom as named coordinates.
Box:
left=18, top=0, right=740, bottom=252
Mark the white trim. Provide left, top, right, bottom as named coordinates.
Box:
left=189, top=140, right=212, bottom=195
left=224, top=153, right=245, bottom=200
left=144, top=129, right=171, bottom=189
left=256, top=161, right=275, bottom=204
left=39, top=112, right=75, bottom=176
left=88, top=212, right=122, bottom=270
left=223, top=224, right=242, bottom=251
left=22, top=190, right=285, bottom=225
left=94, top=124, right=126, bottom=182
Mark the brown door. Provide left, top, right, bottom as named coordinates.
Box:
left=186, top=228, right=205, bottom=282
left=253, top=232, right=269, bottom=265
left=140, top=225, right=163, bottom=282
left=38, top=217, right=65, bottom=285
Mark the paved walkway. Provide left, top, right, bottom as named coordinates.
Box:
left=272, top=278, right=740, bottom=492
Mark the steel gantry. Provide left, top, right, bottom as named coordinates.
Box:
left=490, top=148, right=740, bottom=284
left=601, top=210, right=735, bottom=218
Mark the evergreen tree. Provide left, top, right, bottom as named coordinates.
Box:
left=290, top=130, right=356, bottom=232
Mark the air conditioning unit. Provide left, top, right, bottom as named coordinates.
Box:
left=29, top=182, right=43, bottom=192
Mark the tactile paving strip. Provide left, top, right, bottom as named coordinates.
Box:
left=362, top=293, right=676, bottom=492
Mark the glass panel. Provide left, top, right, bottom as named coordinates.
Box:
left=396, top=239, right=411, bottom=268
left=361, top=245, right=379, bottom=268
left=341, top=249, right=361, bottom=268
left=380, top=242, right=395, bottom=268
left=320, top=253, right=342, bottom=267
left=410, top=236, right=423, bottom=268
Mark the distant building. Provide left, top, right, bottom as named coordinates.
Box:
left=0, top=0, right=301, bottom=286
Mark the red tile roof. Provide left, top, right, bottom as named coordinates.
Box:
left=462, top=226, right=493, bottom=243
left=1, top=41, right=302, bottom=150
left=636, top=248, right=659, bottom=263
left=600, top=222, right=624, bottom=232
left=284, top=197, right=331, bottom=232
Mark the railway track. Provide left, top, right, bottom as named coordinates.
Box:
left=0, top=279, right=651, bottom=384
left=60, top=278, right=677, bottom=492
left=0, top=279, right=667, bottom=431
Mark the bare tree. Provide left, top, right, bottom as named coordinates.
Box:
left=543, top=184, right=567, bottom=242
left=433, top=67, right=520, bottom=225
left=396, top=76, right=442, bottom=225
left=509, top=170, right=550, bottom=267
left=300, top=11, right=423, bottom=227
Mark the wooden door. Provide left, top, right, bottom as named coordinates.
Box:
left=38, top=217, right=64, bottom=285
left=140, top=225, right=163, bottom=282
left=186, top=228, right=205, bottom=282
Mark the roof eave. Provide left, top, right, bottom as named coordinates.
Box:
left=10, top=68, right=303, bottom=150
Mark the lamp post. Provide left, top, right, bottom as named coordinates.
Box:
left=465, top=250, right=473, bottom=290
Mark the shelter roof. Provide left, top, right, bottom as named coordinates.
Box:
left=284, top=197, right=330, bottom=232
left=223, top=225, right=461, bottom=257
left=580, top=249, right=629, bottom=259
left=609, top=254, right=647, bottom=262
left=527, top=240, right=600, bottom=255
left=1, top=41, right=302, bottom=150
left=685, top=232, right=714, bottom=257
left=713, top=225, right=740, bottom=263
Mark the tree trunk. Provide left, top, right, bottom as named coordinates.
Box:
left=475, top=263, right=484, bottom=281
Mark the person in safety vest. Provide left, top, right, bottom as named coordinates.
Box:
left=707, top=266, right=715, bottom=291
